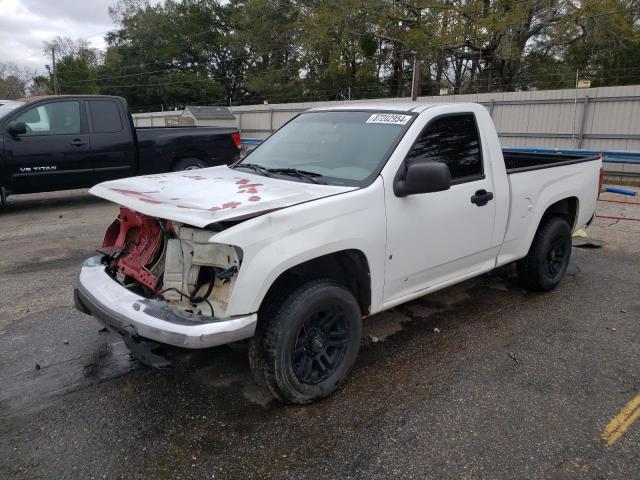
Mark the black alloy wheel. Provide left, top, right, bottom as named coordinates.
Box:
left=292, top=306, right=349, bottom=384
left=517, top=215, right=572, bottom=291
left=545, top=233, right=569, bottom=278
left=249, top=279, right=362, bottom=404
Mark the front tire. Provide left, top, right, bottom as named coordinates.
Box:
left=249, top=280, right=362, bottom=404
left=517, top=216, right=572, bottom=291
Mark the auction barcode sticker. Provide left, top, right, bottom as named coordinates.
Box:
left=366, top=113, right=412, bottom=125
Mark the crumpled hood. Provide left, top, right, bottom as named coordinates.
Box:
left=89, top=166, right=356, bottom=228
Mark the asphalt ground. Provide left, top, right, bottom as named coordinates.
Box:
left=0, top=187, right=639, bottom=479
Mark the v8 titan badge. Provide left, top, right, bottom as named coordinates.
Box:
left=366, top=113, right=412, bottom=125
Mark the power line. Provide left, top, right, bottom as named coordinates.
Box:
left=57, top=4, right=638, bottom=90
left=52, top=0, right=564, bottom=84
left=51, top=4, right=640, bottom=110
left=96, top=71, right=640, bottom=109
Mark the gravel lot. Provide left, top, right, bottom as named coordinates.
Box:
left=1, top=187, right=639, bottom=479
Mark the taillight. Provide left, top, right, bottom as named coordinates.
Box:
left=231, top=132, right=242, bottom=150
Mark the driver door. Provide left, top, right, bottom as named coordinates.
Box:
left=383, top=113, right=499, bottom=303
left=4, top=99, right=92, bottom=193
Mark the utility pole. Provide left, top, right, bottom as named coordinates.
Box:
left=411, top=56, right=421, bottom=101
left=51, top=46, right=60, bottom=94
left=571, top=69, right=579, bottom=147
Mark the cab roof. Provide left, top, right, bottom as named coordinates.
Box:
left=308, top=102, right=451, bottom=113
left=16, top=94, right=125, bottom=103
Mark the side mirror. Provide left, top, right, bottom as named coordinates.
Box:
left=7, top=122, right=27, bottom=136
left=394, top=161, right=451, bottom=197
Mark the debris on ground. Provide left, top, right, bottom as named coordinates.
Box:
left=369, top=335, right=380, bottom=343
left=122, top=335, right=172, bottom=368
left=572, top=229, right=605, bottom=248
left=573, top=237, right=606, bottom=248
left=433, top=328, right=441, bottom=334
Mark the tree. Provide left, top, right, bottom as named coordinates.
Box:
left=226, top=0, right=301, bottom=103
left=28, top=0, right=639, bottom=110
left=0, top=63, right=36, bottom=99
left=42, top=37, right=102, bottom=94
left=297, top=0, right=385, bottom=101
left=98, top=0, right=239, bottom=110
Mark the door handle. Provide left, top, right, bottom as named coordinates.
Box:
left=471, top=189, right=494, bottom=206
left=70, top=139, right=88, bottom=146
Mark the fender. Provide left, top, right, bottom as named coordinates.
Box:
left=211, top=178, right=387, bottom=317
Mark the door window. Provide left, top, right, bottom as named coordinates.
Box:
left=14, top=101, right=81, bottom=136
left=405, top=114, right=483, bottom=182
left=89, top=100, right=123, bottom=133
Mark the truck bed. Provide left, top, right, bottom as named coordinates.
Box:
left=134, top=126, right=240, bottom=175
left=498, top=148, right=602, bottom=267
left=503, top=150, right=601, bottom=174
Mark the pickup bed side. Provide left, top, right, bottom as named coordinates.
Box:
left=135, top=126, right=241, bottom=175
left=497, top=155, right=601, bottom=267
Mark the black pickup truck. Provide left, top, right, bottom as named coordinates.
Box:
left=0, top=95, right=242, bottom=205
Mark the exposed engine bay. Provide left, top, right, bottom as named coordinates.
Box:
left=101, top=207, right=240, bottom=318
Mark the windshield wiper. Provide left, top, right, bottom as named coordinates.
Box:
left=232, top=163, right=274, bottom=177
left=267, top=168, right=325, bottom=184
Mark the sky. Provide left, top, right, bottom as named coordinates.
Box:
left=0, top=0, right=161, bottom=74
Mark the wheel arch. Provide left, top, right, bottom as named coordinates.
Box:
left=170, top=155, right=208, bottom=171
left=257, top=249, right=372, bottom=319
left=497, top=194, right=581, bottom=268
left=541, top=196, right=579, bottom=231
left=526, top=196, right=579, bottom=251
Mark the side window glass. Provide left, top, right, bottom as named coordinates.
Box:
left=405, top=114, right=482, bottom=180
left=15, top=105, right=50, bottom=134
left=89, top=101, right=123, bottom=133
left=15, top=101, right=81, bottom=136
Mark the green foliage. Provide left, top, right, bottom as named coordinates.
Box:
left=0, top=63, right=30, bottom=99
left=41, top=0, right=640, bottom=110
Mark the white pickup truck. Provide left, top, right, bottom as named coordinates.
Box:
left=74, top=102, right=602, bottom=404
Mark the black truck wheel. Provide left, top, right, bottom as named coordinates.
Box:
left=249, top=280, right=362, bottom=404
left=172, top=157, right=207, bottom=171
left=517, top=216, right=572, bottom=291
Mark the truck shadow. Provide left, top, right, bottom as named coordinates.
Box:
left=0, top=259, right=575, bottom=422
left=120, top=263, right=529, bottom=408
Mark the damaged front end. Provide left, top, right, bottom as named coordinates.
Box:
left=101, top=207, right=240, bottom=319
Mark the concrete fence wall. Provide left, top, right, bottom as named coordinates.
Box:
left=230, top=84, right=640, bottom=150
left=230, top=84, right=640, bottom=184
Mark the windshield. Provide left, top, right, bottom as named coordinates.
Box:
left=235, top=110, right=413, bottom=186
left=0, top=101, right=25, bottom=120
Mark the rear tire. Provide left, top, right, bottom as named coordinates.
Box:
left=172, top=157, right=207, bottom=171
left=249, top=280, right=362, bottom=404
left=517, top=216, right=572, bottom=291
